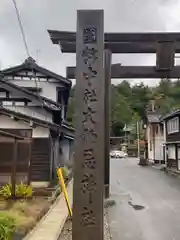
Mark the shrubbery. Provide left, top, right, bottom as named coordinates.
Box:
left=61, top=167, right=69, bottom=179
left=0, top=182, right=33, bottom=199
left=0, top=213, right=16, bottom=240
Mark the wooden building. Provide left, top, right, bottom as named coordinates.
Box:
left=146, top=111, right=164, bottom=164
left=0, top=129, right=24, bottom=186
left=0, top=57, right=74, bottom=187
left=162, top=110, right=180, bottom=170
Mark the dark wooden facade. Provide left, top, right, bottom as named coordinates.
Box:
left=31, top=138, right=51, bottom=181
left=163, top=111, right=180, bottom=170
left=0, top=107, right=75, bottom=185
left=0, top=129, right=31, bottom=184
left=165, top=116, right=180, bottom=143
left=0, top=128, right=74, bottom=185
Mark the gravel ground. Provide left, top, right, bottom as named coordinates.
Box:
left=58, top=208, right=112, bottom=240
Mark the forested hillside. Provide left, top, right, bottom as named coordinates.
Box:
left=67, top=79, right=180, bottom=136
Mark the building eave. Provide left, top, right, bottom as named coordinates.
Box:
left=161, top=110, right=180, bottom=121
left=0, top=75, right=61, bottom=111
left=0, top=107, right=60, bottom=132
left=2, top=57, right=72, bottom=87
left=61, top=121, right=75, bottom=138
left=0, top=129, right=24, bottom=140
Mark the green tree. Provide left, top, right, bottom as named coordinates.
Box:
left=67, top=96, right=74, bottom=123
left=117, top=80, right=132, bottom=98
left=155, top=78, right=172, bottom=96
left=111, top=85, right=133, bottom=136
left=130, top=83, right=152, bottom=120
left=67, top=86, right=75, bottom=123
left=152, top=79, right=176, bottom=114
left=66, top=78, right=180, bottom=138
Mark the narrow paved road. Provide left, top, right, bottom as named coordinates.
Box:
left=108, top=158, right=180, bottom=240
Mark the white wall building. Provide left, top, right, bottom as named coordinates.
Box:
left=161, top=110, right=180, bottom=170
left=0, top=57, right=74, bottom=186
left=146, top=112, right=165, bottom=164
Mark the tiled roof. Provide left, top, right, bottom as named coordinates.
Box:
left=0, top=107, right=75, bottom=138
left=0, top=75, right=61, bottom=111
left=161, top=109, right=180, bottom=121
left=0, top=106, right=59, bottom=131
left=2, top=57, right=71, bottom=86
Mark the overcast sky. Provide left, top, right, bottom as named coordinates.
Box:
left=1, top=0, right=180, bottom=86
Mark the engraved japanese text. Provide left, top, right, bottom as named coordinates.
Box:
left=81, top=46, right=98, bottom=66
left=83, top=66, right=97, bottom=86
left=81, top=206, right=96, bottom=227
left=83, top=106, right=96, bottom=124
left=83, top=148, right=96, bottom=169
left=83, top=88, right=97, bottom=104
left=82, top=127, right=97, bottom=144
left=83, top=27, right=97, bottom=44
left=81, top=173, right=96, bottom=194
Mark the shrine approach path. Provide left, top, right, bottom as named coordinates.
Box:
left=108, top=157, right=180, bottom=240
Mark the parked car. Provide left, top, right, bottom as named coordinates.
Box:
left=110, top=150, right=116, bottom=158
left=110, top=150, right=128, bottom=158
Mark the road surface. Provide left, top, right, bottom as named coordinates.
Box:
left=108, top=158, right=180, bottom=240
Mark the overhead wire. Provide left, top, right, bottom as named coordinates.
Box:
left=12, top=0, right=30, bottom=58
left=11, top=0, right=62, bottom=114
left=11, top=0, right=39, bottom=93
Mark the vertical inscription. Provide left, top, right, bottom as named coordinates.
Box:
left=72, top=10, right=104, bottom=240
left=81, top=207, right=96, bottom=227
left=83, top=28, right=97, bottom=44
left=81, top=173, right=96, bottom=203
left=83, top=107, right=96, bottom=124
left=82, top=23, right=98, bottom=225
left=83, top=148, right=96, bottom=169
left=83, top=88, right=97, bottom=104
left=81, top=46, right=98, bottom=65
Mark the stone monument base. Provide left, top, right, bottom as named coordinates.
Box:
left=104, top=198, right=116, bottom=208
left=138, top=157, right=148, bottom=166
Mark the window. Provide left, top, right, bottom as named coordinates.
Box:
left=56, top=88, right=65, bottom=120
left=167, top=117, right=179, bottom=134
left=155, top=125, right=159, bottom=134
left=150, top=140, right=152, bottom=151
left=56, top=87, right=61, bottom=103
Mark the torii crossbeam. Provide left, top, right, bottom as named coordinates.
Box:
left=48, top=25, right=180, bottom=232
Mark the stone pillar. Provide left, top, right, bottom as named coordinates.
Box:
left=72, top=10, right=105, bottom=240
left=104, top=49, right=112, bottom=199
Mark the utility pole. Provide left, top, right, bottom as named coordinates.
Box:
left=124, top=124, right=127, bottom=144
left=137, top=121, right=140, bottom=159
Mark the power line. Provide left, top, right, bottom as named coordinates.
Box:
left=11, top=0, right=39, bottom=92
left=12, top=0, right=30, bottom=57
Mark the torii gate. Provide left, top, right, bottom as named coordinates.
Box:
left=48, top=10, right=180, bottom=240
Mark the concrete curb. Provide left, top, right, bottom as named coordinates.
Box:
left=151, top=165, right=166, bottom=171
left=104, top=198, right=116, bottom=208
left=23, top=180, right=73, bottom=240
left=164, top=169, right=180, bottom=178
left=150, top=164, right=180, bottom=178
